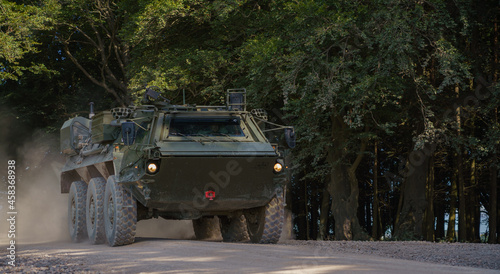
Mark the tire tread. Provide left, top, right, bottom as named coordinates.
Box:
left=105, top=176, right=137, bottom=246
left=68, top=181, right=88, bottom=243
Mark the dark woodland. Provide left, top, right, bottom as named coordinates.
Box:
left=1, top=0, right=499, bottom=243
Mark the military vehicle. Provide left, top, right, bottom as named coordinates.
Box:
left=60, top=87, right=295, bottom=246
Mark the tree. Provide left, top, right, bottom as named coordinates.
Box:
left=1, top=0, right=499, bottom=243
left=54, top=0, right=132, bottom=106
left=121, top=0, right=259, bottom=105
left=239, top=0, right=417, bottom=240
left=0, top=0, right=56, bottom=81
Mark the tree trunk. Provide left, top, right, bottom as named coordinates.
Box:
left=488, top=141, right=498, bottom=244
left=318, top=186, right=330, bottom=240
left=329, top=159, right=369, bottom=240
left=358, top=183, right=367, bottom=230
left=492, top=16, right=498, bottom=244
left=458, top=151, right=467, bottom=242
left=424, top=155, right=435, bottom=241
left=328, top=115, right=369, bottom=241
left=395, top=145, right=431, bottom=240
left=372, top=141, right=382, bottom=240
left=394, top=177, right=405, bottom=236
left=498, top=197, right=500, bottom=244
left=490, top=156, right=498, bottom=244
left=495, top=10, right=499, bottom=84
left=435, top=197, right=445, bottom=240
left=365, top=186, right=372, bottom=235
left=310, top=187, right=319, bottom=240
left=456, top=85, right=467, bottom=242
left=304, top=180, right=310, bottom=240
left=295, top=175, right=307, bottom=240
left=447, top=160, right=458, bottom=242
left=469, top=158, right=480, bottom=242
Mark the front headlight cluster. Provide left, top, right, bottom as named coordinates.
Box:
left=146, top=161, right=160, bottom=175
left=274, top=159, right=285, bottom=174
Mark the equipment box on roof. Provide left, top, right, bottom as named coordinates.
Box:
left=92, top=111, right=118, bottom=143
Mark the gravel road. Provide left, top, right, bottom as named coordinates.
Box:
left=1, top=238, right=499, bottom=273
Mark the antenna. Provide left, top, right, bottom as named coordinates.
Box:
left=89, top=102, right=95, bottom=118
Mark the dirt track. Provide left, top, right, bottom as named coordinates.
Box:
left=1, top=238, right=499, bottom=274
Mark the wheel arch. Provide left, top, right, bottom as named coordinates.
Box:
left=61, top=161, right=115, bottom=193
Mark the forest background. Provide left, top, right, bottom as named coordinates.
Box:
left=0, top=0, right=499, bottom=243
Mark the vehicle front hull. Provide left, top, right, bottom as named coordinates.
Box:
left=128, top=156, right=283, bottom=219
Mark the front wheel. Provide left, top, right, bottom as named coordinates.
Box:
left=86, top=177, right=106, bottom=244
left=104, top=175, right=137, bottom=246
left=245, top=195, right=284, bottom=244
left=68, top=181, right=88, bottom=243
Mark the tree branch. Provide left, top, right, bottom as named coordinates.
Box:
left=62, top=42, right=105, bottom=89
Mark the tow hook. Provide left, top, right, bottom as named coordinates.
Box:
left=205, top=190, right=216, bottom=200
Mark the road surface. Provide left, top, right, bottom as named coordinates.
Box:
left=2, top=238, right=498, bottom=273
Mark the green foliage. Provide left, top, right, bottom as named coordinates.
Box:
left=0, top=0, right=498, bottom=241
left=0, top=0, right=57, bottom=81
left=122, top=0, right=248, bottom=104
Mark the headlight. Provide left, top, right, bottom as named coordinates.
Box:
left=146, top=161, right=159, bottom=175
left=273, top=162, right=283, bottom=173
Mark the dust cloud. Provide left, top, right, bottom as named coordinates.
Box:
left=280, top=209, right=295, bottom=241
left=136, top=219, right=195, bottom=240
left=0, top=128, right=196, bottom=246
left=0, top=131, right=196, bottom=245
left=2, top=131, right=69, bottom=245
left=0, top=134, right=9, bottom=245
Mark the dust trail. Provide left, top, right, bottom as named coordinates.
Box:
left=0, top=126, right=196, bottom=245
left=0, top=109, right=22, bottom=245
left=0, top=147, right=9, bottom=245
left=280, top=209, right=295, bottom=242
left=136, top=219, right=195, bottom=240
left=4, top=130, right=198, bottom=244
left=8, top=131, right=69, bottom=244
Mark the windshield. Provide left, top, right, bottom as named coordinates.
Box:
left=169, top=117, right=244, bottom=137
left=72, top=121, right=90, bottom=148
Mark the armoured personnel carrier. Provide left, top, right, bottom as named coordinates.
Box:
left=60, top=88, right=295, bottom=246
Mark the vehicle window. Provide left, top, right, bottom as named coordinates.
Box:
left=136, top=122, right=149, bottom=140
left=169, top=117, right=244, bottom=137
left=72, top=122, right=89, bottom=148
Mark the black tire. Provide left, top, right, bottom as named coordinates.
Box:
left=245, top=195, right=284, bottom=244
left=219, top=214, right=249, bottom=242
left=104, top=175, right=137, bottom=246
left=68, top=181, right=88, bottom=243
left=86, top=177, right=107, bottom=244
left=193, top=216, right=222, bottom=241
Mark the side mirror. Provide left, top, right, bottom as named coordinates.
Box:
left=121, top=122, right=136, bottom=146
left=284, top=128, right=296, bottom=149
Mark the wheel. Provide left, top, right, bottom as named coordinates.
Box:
left=219, top=214, right=249, bottom=242
left=68, top=181, right=88, bottom=243
left=86, top=177, right=106, bottom=244
left=193, top=216, right=222, bottom=241
left=245, top=195, right=284, bottom=244
left=104, top=175, right=137, bottom=246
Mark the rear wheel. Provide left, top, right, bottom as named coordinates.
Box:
left=104, top=175, right=137, bottom=246
left=68, top=181, right=88, bottom=243
left=219, top=215, right=249, bottom=242
left=245, top=195, right=284, bottom=244
left=193, top=216, right=222, bottom=241
left=86, top=177, right=106, bottom=244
